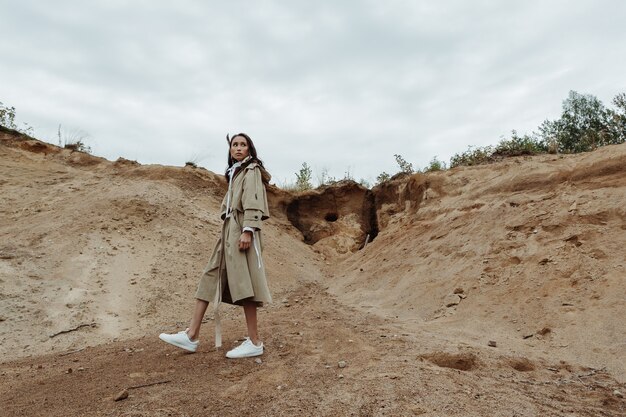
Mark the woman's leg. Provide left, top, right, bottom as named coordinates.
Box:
left=243, top=301, right=260, bottom=346
left=187, top=298, right=209, bottom=341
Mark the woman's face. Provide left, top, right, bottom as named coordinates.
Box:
left=230, top=136, right=250, bottom=162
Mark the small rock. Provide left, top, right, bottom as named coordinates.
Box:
left=338, top=360, right=347, bottom=368
left=325, top=365, right=331, bottom=369
left=453, top=288, right=464, bottom=294
left=277, top=385, right=283, bottom=390
left=444, top=294, right=461, bottom=307
left=0, top=317, right=5, bottom=322
left=255, top=358, right=262, bottom=364
left=568, top=202, right=577, bottom=212
left=338, top=374, right=344, bottom=379
left=614, top=390, right=623, bottom=398
left=488, top=340, right=497, bottom=347
left=114, top=389, right=129, bottom=401
left=77, top=367, right=85, bottom=372
left=65, top=368, right=73, bottom=374
left=537, top=327, right=551, bottom=336
left=523, top=334, right=534, bottom=339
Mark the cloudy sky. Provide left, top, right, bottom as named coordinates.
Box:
left=2, top=1, right=625, bottom=185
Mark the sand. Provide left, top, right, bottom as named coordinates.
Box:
left=1, top=130, right=624, bottom=416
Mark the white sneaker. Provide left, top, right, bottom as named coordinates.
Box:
left=159, top=329, right=199, bottom=352
left=226, top=337, right=263, bottom=358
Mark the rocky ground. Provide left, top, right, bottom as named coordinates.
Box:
left=1, top=130, right=624, bottom=416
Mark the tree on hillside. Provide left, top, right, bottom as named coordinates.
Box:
left=538, top=91, right=625, bottom=153
left=611, top=92, right=626, bottom=140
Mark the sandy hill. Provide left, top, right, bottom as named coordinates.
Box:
left=0, top=128, right=625, bottom=417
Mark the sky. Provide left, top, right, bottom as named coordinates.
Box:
left=1, top=0, right=625, bottom=186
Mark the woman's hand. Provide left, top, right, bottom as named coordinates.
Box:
left=238, top=230, right=253, bottom=251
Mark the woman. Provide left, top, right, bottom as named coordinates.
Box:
left=159, top=133, right=272, bottom=358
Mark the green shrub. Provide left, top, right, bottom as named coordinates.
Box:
left=375, top=172, right=390, bottom=185
left=295, top=162, right=313, bottom=191
left=493, top=130, right=546, bottom=157
left=424, top=156, right=447, bottom=172
left=449, top=145, right=494, bottom=168
left=0, top=101, right=33, bottom=135
left=394, top=154, right=414, bottom=174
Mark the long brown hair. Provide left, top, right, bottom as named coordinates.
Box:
left=224, top=133, right=268, bottom=182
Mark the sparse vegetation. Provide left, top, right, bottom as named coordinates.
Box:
left=295, top=162, right=313, bottom=191
left=372, top=154, right=415, bottom=185
left=425, top=156, right=447, bottom=172
left=343, top=167, right=354, bottom=181
left=0, top=101, right=33, bottom=135
left=493, top=130, right=547, bottom=157
left=376, top=172, right=391, bottom=185
left=7, top=90, right=626, bottom=192
left=184, top=152, right=209, bottom=169
left=449, top=91, right=626, bottom=168
left=317, top=167, right=336, bottom=186
left=63, top=141, right=91, bottom=153
left=449, top=145, right=494, bottom=168
left=394, top=154, right=414, bottom=174
left=58, top=124, right=91, bottom=154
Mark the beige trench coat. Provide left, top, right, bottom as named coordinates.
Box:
left=195, top=161, right=272, bottom=307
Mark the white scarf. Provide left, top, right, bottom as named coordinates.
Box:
left=225, top=156, right=251, bottom=217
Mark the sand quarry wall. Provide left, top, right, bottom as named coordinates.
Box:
left=331, top=144, right=626, bottom=382
left=1, top=129, right=625, bottom=383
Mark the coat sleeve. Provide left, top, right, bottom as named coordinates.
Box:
left=241, top=167, right=269, bottom=229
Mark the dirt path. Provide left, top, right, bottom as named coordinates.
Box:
left=1, top=281, right=624, bottom=417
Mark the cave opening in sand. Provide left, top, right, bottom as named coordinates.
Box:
left=325, top=213, right=338, bottom=222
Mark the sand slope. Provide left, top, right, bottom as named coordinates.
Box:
left=333, top=144, right=626, bottom=382
left=1, top=131, right=624, bottom=416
